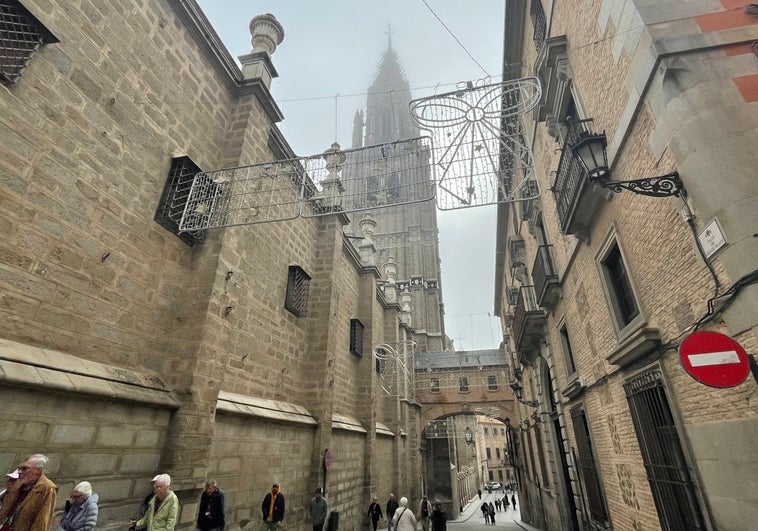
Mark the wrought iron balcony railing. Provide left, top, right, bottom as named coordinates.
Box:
left=532, top=245, right=560, bottom=309
left=513, top=285, right=546, bottom=363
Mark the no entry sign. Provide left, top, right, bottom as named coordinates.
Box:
left=679, top=331, right=750, bottom=388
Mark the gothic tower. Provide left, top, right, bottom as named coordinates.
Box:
left=347, top=36, right=447, bottom=353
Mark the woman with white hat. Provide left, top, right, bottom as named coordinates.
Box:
left=57, top=481, right=99, bottom=531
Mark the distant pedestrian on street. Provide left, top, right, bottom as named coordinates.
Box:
left=430, top=500, right=446, bottom=531
left=367, top=496, right=382, bottom=531
left=260, top=482, right=285, bottom=531
left=494, top=498, right=500, bottom=512
left=503, top=496, right=509, bottom=510
left=309, top=487, right=327, bottom=531
left=480, top=502, right=489, bottom=524
left=511, top=494, right=517, bottom=510
left=130, top=474, right=178, bottom=531
left=418, top=495, right=431, bottom=531
left=391, top=497, right=416, bottom=531
left=0, top=454, right=58, bottom=531
left=196, top=480, right=225, bottom=531
left=477, top=489, right=482, bottom=500
left=58, top=481, right=99, bottom=531
left=488, top=502, right=495, bottom=525
left=386, top=494, right=399, bottom=531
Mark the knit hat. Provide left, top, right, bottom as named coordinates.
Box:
left=74, top=481, right=92, bottom=497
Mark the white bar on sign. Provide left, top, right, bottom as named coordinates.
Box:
left=688, top=350, right=740, bottom=367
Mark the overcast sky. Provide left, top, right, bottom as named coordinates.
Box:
left=197, top=0, right=506, bottom=351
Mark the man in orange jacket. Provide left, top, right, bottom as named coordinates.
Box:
left=0, top=454, right=57, bottom=531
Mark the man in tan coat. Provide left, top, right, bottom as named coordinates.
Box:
left=0, top=454, right=57, bottom=531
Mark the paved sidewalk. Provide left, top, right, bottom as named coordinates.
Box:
left=375, top=491, right=542, bottom=531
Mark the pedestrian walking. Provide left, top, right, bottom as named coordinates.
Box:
left=308, top=488, right=327, bottom=531
left=503, top=496, right=509, bottom=510
left=480, top=502, right=489, bottom=524
left=367, top=497, right=382, bottom=531
left=0, top=454, right=58, bottom=531
left=511, top=494, right=517, bottom=510
left=260, top=482, right=285, bottom=531
left=418, top=495, right=431, bottom=531
left=57, top=481, right=99, bottom=531
left=130, top=474, right=178, bottom=531
left=391, top=497, right=416, bottom=531
left=386, top=494, right=399, bottom=531
left=430, top=500, right=446, bottom=531
left=488, top=503, right=495, bottom=525
left=477, top=489, right=482, bottom=500
left=196, top=480, right=225, bottom=531
left=494, top=499, right=500, bottom=512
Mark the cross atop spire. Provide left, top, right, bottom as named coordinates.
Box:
left=385, top=24, right=393, bottom=49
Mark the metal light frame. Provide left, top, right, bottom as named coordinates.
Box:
left=571, top=131, right=686, bottom=198
left=509, top=381, right=539, bottom=408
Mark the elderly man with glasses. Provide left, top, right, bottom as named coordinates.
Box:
left=130, top=474, right=178, bottom=531
left=0, top=454, right=58, bottom=531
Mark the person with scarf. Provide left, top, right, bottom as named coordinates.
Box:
left=260, top=482, right=285, bottom=531
left=57, top=482, right=98, bottom=531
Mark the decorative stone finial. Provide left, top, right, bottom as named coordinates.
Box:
left=359, top=213, right=377, bottom=240
left=249, top=13, right=284, bottom=55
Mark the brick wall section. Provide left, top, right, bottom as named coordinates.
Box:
left=0, top=1, right=424, bottom=530
left=499, top=1, right=758, bottom=529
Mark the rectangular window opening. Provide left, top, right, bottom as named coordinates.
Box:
left=559, top=324, right=577, bottom=376
left=430, top=378, right=440, bottom=393
left=488, top=375, right=498, bottom=391
left=602, top=243, right=640, bottom=327
left=1, top=1, right=59, bottom=84
left=349, top=318, right=365, bottom=357
left=459, top=376, right=469, bottom=392
left=285, top=265, right=311, bottom=317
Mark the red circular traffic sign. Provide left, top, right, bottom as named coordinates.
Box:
left=679, top=331, right=750, bottom=388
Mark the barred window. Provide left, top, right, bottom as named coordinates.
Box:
left=459, top=376, right=469, bottom=392
left=349, top=318, right=364, bottom=357
left=155, top=156, right=218, bottom=246
left=488, top=375, right=498, bottom=391
left=285, top=265, right=311, bottom=317
left=530, top=0, right=547, bottom=53
left=1, top=0, right=58, bottom=84
left=430, top=378, right=440, bottom=392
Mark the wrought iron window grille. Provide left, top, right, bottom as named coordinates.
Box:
left=0, top=0, right=58, bottom=84
left=530, top=0, right=547, bottom=53
left=155, top=156, right=213, bottom=246
left=285, top=265, right=311, bottom=317
left=349, top=318, right=365, bottom=357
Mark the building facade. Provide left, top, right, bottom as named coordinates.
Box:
left=495, top=1, right=758, bottom=530
left=0, top=1, right=424, bottom=529
left=345, top=41, right=448, bottom=353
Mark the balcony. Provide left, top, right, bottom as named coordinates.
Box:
left=551, top=125, right=606, bottom=240
left=532, top=245, right=560, bottom=309
left=512, top=285, right=546, bottom=364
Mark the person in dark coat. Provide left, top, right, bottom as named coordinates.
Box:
left=367, top=496, right=383, bottom=531
left=386, top=494, right=399, bottom=531
left=480, top=502, right=489, bottom=524
left=196, top=480, right=225, bottom=531
left=487, top=503, right=495, bottom=525
left=511, top=494, right=517, bottom=510
left=260, top=482, right=285, bottom=531
left=430, top=500, right=446, bottom=531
